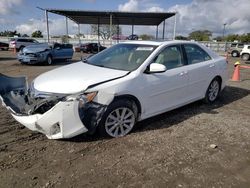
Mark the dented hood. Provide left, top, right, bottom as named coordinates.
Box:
left=33, top=62, right=129, bottom=94
left=23, top=43, right=51, bottom=53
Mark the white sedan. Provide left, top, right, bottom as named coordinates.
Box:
left=0, top=41, right=228, bottom=139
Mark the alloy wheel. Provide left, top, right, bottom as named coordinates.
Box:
left=105, top=107, right=135, bottom=137
left=208, top=80, right=220, bottom=102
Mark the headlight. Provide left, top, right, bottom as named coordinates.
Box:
left=78, top=92, right=98, bottom=107
left=37, top=52, right=46, bottom=58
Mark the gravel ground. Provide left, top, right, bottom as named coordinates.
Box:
left=0, top=50, right=250, bottom=188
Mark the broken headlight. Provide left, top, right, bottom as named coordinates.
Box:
left=75, top=92, right=98, bottom=108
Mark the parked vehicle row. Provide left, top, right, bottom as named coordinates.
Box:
left=0, top=41, right=228, bottom=139
left=228, top=42, right=244, bottom=57
left=74, top=42, right=106, bottom=53
left=18, top=43, right=74, bottom=65
left=9, top=37, right=39, bottom=51
left=0, top=42, right=9, bottom=51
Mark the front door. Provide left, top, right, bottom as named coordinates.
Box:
left=138, top=45, right=189, bottom=118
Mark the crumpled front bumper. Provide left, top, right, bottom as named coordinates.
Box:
left=11, top=100, right=88, bottom=139
left=17, top=54, right=46, bottom=64
left=0, top=73, right=89, bottom=139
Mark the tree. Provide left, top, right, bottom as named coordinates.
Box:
left=139, top=34, right=154, bottom=40
left=61, top=35, right=71, bottom=43
left=188, top=30, right=212, bottom=41
left=22, top=34, right=29, bottom=37
left=175, top=35, right=188, bottom=40
left=225, top=34, right=240, bottom=42
left=239, top=33, right=250, bottom=43
left=91, top=25, right=122, bottom=40
left=31, top=30, right=43, bottom=38
left=0, top=30, right=20, bottom=37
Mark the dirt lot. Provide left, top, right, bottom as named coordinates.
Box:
left=0, top=50, right=250, bottom=188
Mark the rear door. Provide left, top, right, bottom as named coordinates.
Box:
left=182, top=44, right=215, bottom=100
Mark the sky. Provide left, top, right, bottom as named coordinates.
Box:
left=0, top=0, right=250, bottom=38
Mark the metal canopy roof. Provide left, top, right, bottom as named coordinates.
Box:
left=46, top=9, right=176, bottom=26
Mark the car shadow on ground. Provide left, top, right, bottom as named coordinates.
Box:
left=13, top=59, right=79, bottom=66
left=0, top=57, right=17, bottom=61
left=68, top=85, right=250, bottom=143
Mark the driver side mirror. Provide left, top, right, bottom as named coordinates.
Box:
left=146, top=63, right=166, bottom=73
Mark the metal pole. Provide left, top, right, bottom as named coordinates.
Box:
left=156, top=25, right=158, bottom=40
left=109, top=14, right=112, bottom=46
left=98, top=17, right=100, bottom=52
left=45, top=10, right=50, bottom=43
left=65, top=17, right=69, bottom=37
left=117, top=25, right=119, bottom=43
left=132, top=24, right=134, bottom=36
left=222, top=23, right=226, bottom=39
left=162, top=20, right=165, bottom=40
left=173, top=13, right=177, bottom=40
left=78, top=24, right=81, bottom=44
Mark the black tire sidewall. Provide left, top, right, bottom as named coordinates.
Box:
left=97, top=99, right=138, bottom=138
left=47, top=55, right=52, bottom=65
left=242, top=54, right=250, bottom=61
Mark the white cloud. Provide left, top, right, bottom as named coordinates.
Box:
left=118, top=0, right=163, bottom=12
left=16, top=18, right=79, bottom=36
left=118, top=0, right=250, bottom=37
left=118, top=0, right=139, bottom=12
left=0, top=0, right=22, bottom=15
left=168, top=0, right=250, bottom=35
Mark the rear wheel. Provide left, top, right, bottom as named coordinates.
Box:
left=242, top=53, right=250, bottom=61
left=204, top=78, right=221, bottom=103
left=98, top=100, right=138, bottom=138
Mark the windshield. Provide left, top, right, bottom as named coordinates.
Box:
left=87, top=43, right=157, bottom=71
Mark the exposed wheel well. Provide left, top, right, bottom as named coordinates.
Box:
left=113, top=95, right=142, bottom=116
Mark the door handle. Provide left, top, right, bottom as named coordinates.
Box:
left=209, top=64, right=215, bottom=68
left=179, top=71, right=188, bottom=76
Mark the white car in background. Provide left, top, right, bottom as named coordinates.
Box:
left=0, top=41, right=228, bottom=139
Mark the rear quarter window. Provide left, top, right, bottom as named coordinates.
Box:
left=184, top=44, right=211, bottom=64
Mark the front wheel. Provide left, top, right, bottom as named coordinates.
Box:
left=204, top=78, right=221, bottom=103
left=98, top=100, right=138, bottom=138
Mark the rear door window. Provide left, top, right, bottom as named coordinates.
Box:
left=183, top=44, right=211, bottom=65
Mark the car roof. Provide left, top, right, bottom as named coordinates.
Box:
left=121, top=40, right=200, bottom=46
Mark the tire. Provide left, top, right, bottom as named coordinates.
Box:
left=97, top=99, right=138, bottom=138
left=231, top=51, right=239, bottom=57
left=204, top=78, right=221, bottom=104
left=46, top=55, right=53, bottom=65
left=242, top=53, right=250, bottom=61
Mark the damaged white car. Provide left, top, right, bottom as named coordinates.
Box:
left=0, top=41, right=228, bottom=139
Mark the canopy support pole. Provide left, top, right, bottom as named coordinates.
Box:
left=45, top=10, right=50, bottom=43
left=173, top=13, right=177, bottom=40
left=162, top=20, right=165, bottom=40
left=78, top=24, right=81, bottom=44
left=156, top=25, right=158, bottom=40
left=109, top=14, right=112, bottom=46
left=98, top=17, right=100, bottom=52
left=65, top=17, right=69, bottom=37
